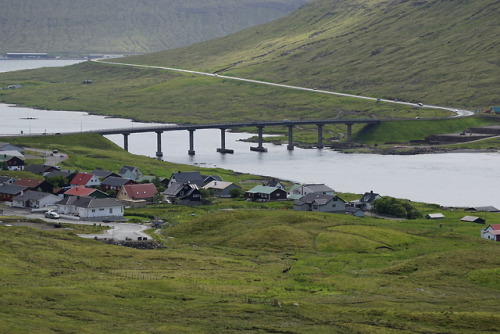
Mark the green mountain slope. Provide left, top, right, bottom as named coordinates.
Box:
left=0, top=0, right=311, bottom=54
left=120, top=0, right=500, bottom=108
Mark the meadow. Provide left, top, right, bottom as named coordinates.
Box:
left=0, top=134, right=499, bottom=333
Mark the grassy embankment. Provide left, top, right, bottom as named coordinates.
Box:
left=0, top=133, right=499, bottom=333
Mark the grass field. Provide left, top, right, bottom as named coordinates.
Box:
left=0, top=133, right=499, bottom=332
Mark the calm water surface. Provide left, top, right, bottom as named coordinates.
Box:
left=1, top=60, right=499, bottom=208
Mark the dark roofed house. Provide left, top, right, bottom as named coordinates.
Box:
left=101, top=176, right=136, bottom=192
left=203, top=174, right=222, bottom=185
left=13, top=178, right=53, bottom=193
left=350, top=191, right=381, bottom=211
left=163, top=183, right=202, bottom=205
left=0, top=184, right=28, bottom=202
left=0, top=154, right=24, bottom=171
left=202, top=181, right=241, bottom=198
left=294, top=193, right=346, bottom=213
left=168, top=171, right=205, bottom=188
left=461, top=216, right=486, bottom=224
left=91, top=170, right=121, bottom=180
left=245, top=185, right=288, bottom=202
left=467, top=206, right=499, bottom=213
left=12, top=190, right=61, bottom=209
left=24, top=164, right=59, bottom=175
left=0, top=176, right=16, bottom=185
left=264, top=179, right=286, bottom=191
left=0, top=142, right=24, bottom=154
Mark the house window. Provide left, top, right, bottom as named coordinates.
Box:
left=109, top=208, right=113, bottom=213
left=313, top=205, right=319, bottom=210
left=92, top=209, right=95, bottom=212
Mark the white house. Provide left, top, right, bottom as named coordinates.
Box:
left=57, top=196, right=124, bottom=220
left=481, top=224, right=500, bottom=242
left=119, top=166, right=142, bottom=181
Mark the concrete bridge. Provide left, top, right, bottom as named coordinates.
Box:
left=73, top=118, right=381, bottom=159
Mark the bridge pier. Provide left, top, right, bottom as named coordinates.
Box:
left=188, top=129, right=195, bottom=155
left=217, top=128, right=234, bottom=154
left=155, top=130, right=163, bottom=159
left=346, top=123, right=353, bottom=142
left=316, top=124, right=324, bottom=149
left=250, top=126, right=268, bottom=152
left=287, top=125, right=294, bottom=150
left=123, top=132, right=130, bottom=152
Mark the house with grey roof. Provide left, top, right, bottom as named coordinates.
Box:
left=0, top=184, right=28, bottom=202
left=12, top=190, right=61, bottom=209
left=0, top=142, right=24, bottom=154
left=57, top=196, right=124, bottom=220
left=163, top=183, right=202, bottom=205
left=461, top=216, right=486, bottom=224
left=294, top=193, right=346, bottom=213
left=264, top=179, right=286, bottom=191
left=118, top=166, right=142, bottom=181
left=168, top=171, right=205, bottom=188
left=100, top=176, right=135, bottom=192
left=24, top=164, right=59, bottom=175
left=245, top=185, right=288, bottom=202
left=0, top=176, right=15, bottom=185
left=91, top=170, right=121, bottom=180
left=289, top=183, right=335, bottom=199
left=350, top=191, right=381, bottom=211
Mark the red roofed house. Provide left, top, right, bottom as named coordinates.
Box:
left=64, top=186, right=109, bottom=199
left=117, top=183, right=157, bottom=204
left=70, top=172, right=101, bottom=188
left=481, top=224, right=500, bottom=242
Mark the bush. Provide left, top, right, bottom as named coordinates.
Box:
left=373, top=196, right=422, bottom=219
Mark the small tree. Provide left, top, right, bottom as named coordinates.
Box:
left=373, top=196, right=421, bottom=219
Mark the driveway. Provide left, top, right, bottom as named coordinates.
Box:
left=0, top=206, right=151, bottom=241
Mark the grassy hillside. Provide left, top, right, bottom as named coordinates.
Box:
left=0, top=0, right=311, bottom=54
left=1, top=206, right=499, bottom=332
left=1, top=133, right=499, bottom=332
left=118, top=0, right=500, bottom=109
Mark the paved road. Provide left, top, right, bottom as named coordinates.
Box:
left=97, top=60, right=475, bottom=117
left=0, top=206, right=150, bottom=241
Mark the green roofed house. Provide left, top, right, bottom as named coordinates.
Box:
left=245, top=185, right=288, bottom=202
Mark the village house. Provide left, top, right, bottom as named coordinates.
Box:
left=163, top=183, right=202, bottom=205
left=203, top=175, right=222, bottom=185
left=289, top=183, right=335, bottom=199
left=264, top=179, right=286, bottom=191
left=0, top=176, right=15, bottom=185
left=64, top=186, right=109, bottom=199
left=346, top=206, right=365, bottom=217
left=202, top=181, right=241, bottom=198
left=100, top=176, right=136, bottom=192
left=425, top=213, right=445, bottom=219
left=0, top=184, right=28, bottom=202
left=481, top=224, right=500, bottom=242
left=24, top=164, right=59, bottom=175
left=168, top=171, right=206, bottom=188
left=245, top=185, right=288, bottom=202
left=91, top=170, right=121, bottom=180
left=118, top=166, right=142, bottom=181
left=0, top=142, right=24, bottom=154
left=117, top=183, right=157, bottom=204
left=13, top=178, right=53, bottom=193
left=294, top=193, right=346, bottom=213
left=12, top=190, right=61, bottom=209
left=350, top=191, right=381, bottom=211
left=70, top=172, right=101, bottom=188
left=0, top=154, right=24, bottom=171
left=56, top=196, right=125, bottom=220
left=461, top=216, right=486, bottom=224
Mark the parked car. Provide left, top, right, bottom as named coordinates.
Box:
left=44, top=211, right=60, bottom=219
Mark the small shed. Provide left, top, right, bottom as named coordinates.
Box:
left=460, top=216, right=485, bottom=224
left=425, top=213, right=445, bottom=219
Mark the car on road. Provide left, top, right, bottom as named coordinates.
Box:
left=44, top=210, right=60, bottom=219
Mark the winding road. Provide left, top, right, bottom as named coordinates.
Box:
left=97, top=59, right=474, bottom=117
